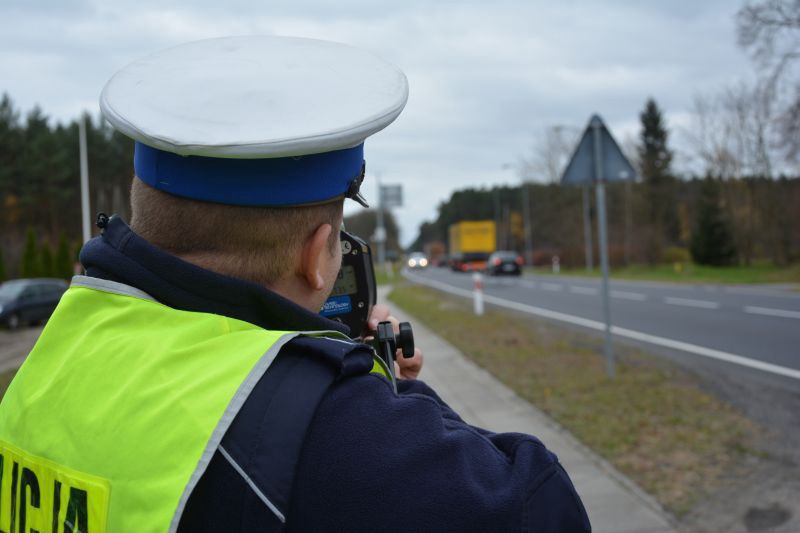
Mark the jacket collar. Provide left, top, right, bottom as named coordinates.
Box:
left=79, top=216, right=350, bottom=335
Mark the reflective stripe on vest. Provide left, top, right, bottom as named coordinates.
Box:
left=0, top=276, right=386, bottom=532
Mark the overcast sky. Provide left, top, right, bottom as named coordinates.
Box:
left=1, top=0, right=754, bottom=246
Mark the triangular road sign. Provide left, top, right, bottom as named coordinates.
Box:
left=561, top=114, right=637, bottom=185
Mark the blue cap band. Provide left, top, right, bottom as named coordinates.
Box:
left=134, top=141, right=365, bottom=206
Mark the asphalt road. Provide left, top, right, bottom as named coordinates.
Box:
left=403, top=267, right=800, bottom=382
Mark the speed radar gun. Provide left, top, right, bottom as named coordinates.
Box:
left=321, top=230, right=414, bottom=382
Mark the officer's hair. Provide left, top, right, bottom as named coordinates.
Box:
left=129, top=178, right=343, bottom=287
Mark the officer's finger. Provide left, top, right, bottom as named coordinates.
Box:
left=367, top=304, right=391, bottom=331
left=385, top=314, right=400, bottom=335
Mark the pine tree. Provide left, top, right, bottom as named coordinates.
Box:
left=20, top=227, right=40, bottom=278
left=0, top=246, right=6, bottom=282
left=40, top=242, right=54, bottom=278
left=690, top=178, right=738, bottom=266
left=638, top=99, right=673, bottom=181
left=637, top=98, right=679, bottom=262
left=55, top=234, right=73, bottom=279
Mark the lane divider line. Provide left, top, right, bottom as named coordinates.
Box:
left=744, top=306, right=800, bottom=320
left=664, top=297, right=720, bottom=310
left=403, top=272, right=800, bottom=381
left=570, top=286, right=598, bottom=296
left=541, top=283, right=563, bottom=292
left=611, top=290, right=647, bottom=301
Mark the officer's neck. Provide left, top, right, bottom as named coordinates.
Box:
left=172, top=251, right=328, bottom=314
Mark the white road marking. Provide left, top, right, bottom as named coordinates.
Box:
left=541, top=283, right=563, bottom=292
left=403, top=272, right=800, bottom=381
left=744, top=306, right=800, bottom=320
left=521, top=281, right=537, bottom=289
left=723, top=286, right=800, bottom=300
left=570, top=286, right=598, bottom=296
left=664, top=297, right=720, bottom=310
left=611, top=290, right=647, bottom=301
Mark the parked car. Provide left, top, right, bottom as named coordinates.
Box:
left=407, top=252, right=429, bottom=269
left=0, top=278, right=68, bottom=329
left=486, top=251, right=523, bottom=276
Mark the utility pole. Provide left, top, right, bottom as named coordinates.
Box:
left=624, top=181, right=632, bottom=265
left=79, top=115, right=91, bottom=243
left=375, top=173, right=386, bottom=265
left=521, top=181, right=533, bottom=265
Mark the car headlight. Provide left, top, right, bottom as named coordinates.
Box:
left=408, top=259, right=417, bottom=267
left=420, top=259, right=428, bottom=267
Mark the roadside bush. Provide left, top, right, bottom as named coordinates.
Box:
left=662, top=246, right=690, bottom=264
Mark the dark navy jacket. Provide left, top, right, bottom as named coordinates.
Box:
left=81, top=218, right=591, bottom=532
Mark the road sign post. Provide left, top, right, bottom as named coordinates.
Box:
left=582, top=186, right=593, bottom=272
left=592, top=120, right=615, bottom=378
left=561, top=114, right=637, bottom=378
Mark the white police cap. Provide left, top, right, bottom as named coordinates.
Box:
left=100, top=36, right=408, bottom=207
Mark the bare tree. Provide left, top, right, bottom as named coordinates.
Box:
left=724, top=82, right=775, bottom=177
left=686, top=94, right=741, bottom=179
left=521, top=125, right=582, bottom=182
left=685, top=82, right=777, bottom=179
left=737, top=0, right=800, bottom=163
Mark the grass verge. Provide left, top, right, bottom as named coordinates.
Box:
left=528, top=263, right=800, bottom=285
left=389, top=284, right=758, bottom=516
left=374, top=262, right=401, bottom=286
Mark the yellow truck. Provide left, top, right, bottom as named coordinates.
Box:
left=448, top=220, right=496, bottom=272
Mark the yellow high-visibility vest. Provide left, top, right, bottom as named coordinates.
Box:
left=0, top=276, right=388, bottom=532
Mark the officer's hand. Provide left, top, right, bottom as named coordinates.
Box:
left=395, top=346, right=423, bottom=380
left=367, top=304, right=424, bottom=380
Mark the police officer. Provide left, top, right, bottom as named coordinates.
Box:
left=0, top=37, right=590, bottom=532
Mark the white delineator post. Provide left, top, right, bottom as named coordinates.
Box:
left=472, top=272, right=484, bottom=316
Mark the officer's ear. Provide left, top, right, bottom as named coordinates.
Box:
left=300, top=222, right=335, bottom=291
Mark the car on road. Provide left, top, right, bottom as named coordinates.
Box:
left=450, top=252, right=491, bottom=273
left=0, top=278, right=68, bottom=330
left=407, top=252, right=429, bottom=269
left=486, top=251, right=524, bottom=276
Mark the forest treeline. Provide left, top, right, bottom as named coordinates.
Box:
left=410, top=175, right=800, bottom=268
left=0, top=93, right=133, bottom=280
